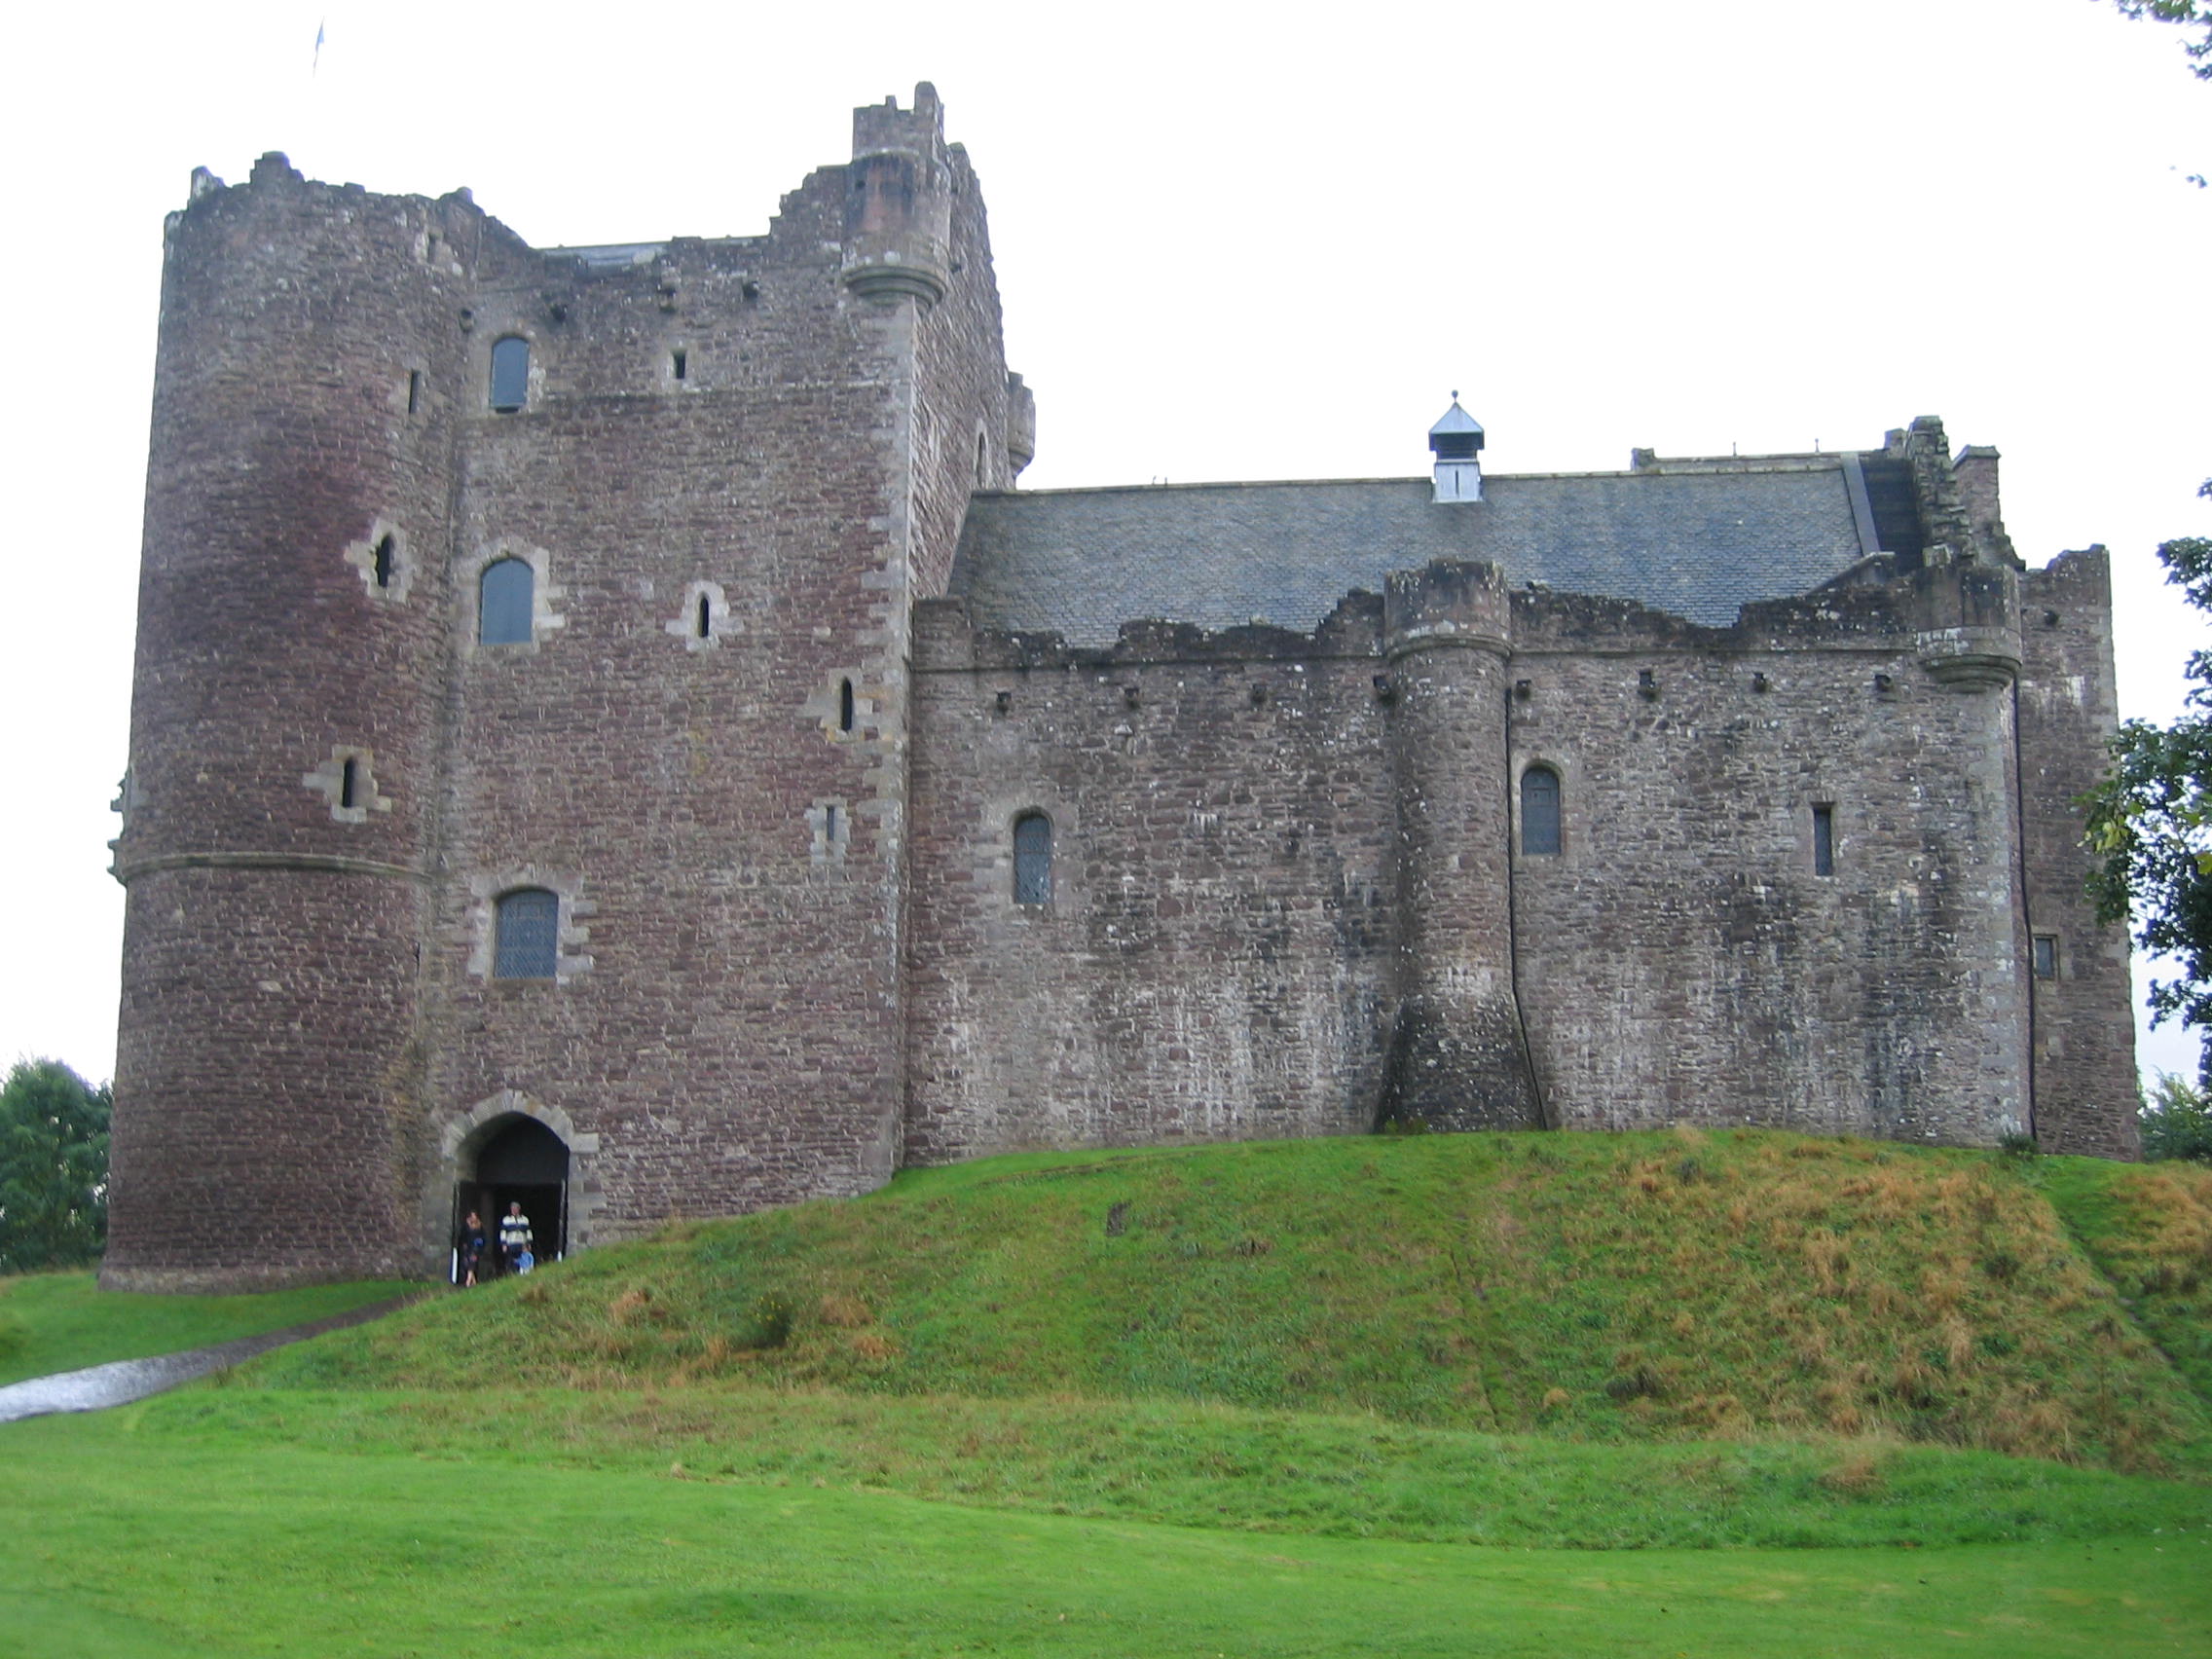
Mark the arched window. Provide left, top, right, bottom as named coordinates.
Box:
left=490, top=337, right=530, bottom=413
left=975, top=430, right=989, bottom=487
left=839, top=678, right=856, bottom=734
left=494, top=889, right=559, bottom=979
left=1520, top=765, right=1562, bottom=857
left=1014, top=812, right=1052, bottom=905
left=479, top=558, right=535, bottom=645
left=696, top=594, right=712, bottom=640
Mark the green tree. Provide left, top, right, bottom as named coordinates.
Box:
left=0, top=1059, right=111, bottom=1272
left=2139, top=1071, right=2212, bottom=1161
left=2085, top=489, right=2212, bottom=1074
left=2108, top=1, right=2212, bottom=81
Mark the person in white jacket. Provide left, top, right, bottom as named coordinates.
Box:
left=498, top=1202, right=534, bottom=1274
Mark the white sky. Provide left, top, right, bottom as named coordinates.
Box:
left=2, top=1, right=2206, bottom=1090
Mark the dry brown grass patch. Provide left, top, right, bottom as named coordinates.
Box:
left=818, top=1294, right=872, bottom=1328
left=608, top=1286, right=660, bottom=1324
left=1820, top=1448, right=1887, bottom=1496
left=1800, top=1228, right=1850, bottom=1295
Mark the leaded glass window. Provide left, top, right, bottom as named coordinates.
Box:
left=1014, top=812, right=1051, bottom=905
left=495, top=889, right=559, bottom=979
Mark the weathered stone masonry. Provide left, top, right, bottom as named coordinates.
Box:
left=107, top=88, right=2139, bottom=1290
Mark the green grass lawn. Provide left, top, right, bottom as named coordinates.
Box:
left=7, top=1132, right=2209, bottom=1655
left=145, top=1382, right=2212, bottom=1551
left=0, top=1271, right=411, bottom=1386
left=3, top=1407, right=2206, bottom=1659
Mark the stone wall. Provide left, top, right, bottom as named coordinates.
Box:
left=1507, top=572, right=2032, bottom=1145
left=904, top=601, right=1397, bottom=1161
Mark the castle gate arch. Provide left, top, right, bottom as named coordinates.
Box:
left=447, top=1105, right=571, bottom=1280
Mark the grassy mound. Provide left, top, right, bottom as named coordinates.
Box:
left=254, top=1129, right=2211, bottom=1476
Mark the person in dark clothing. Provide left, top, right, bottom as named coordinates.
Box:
left=457, top=1210, right=487, bottom=1287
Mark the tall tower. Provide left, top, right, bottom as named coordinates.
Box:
left=106, top=155, right=472, bottom=1288
left=108, top=91, right=1023, bottom=1287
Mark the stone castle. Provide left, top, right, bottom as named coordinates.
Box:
left=105, top=86, right=2139, bottom=1291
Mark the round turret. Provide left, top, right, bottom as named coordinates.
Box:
left=1379, top=559, right=1543, bottom=1131
left=104, top=158, right=468, bottom=1289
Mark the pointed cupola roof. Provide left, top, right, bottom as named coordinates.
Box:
left=1429, top=397, right=1485, bottom=460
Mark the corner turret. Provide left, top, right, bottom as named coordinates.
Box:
left=840, top=83, right=954, bottom=308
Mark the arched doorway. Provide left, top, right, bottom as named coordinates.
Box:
left=452, top=1115, right=570, bottom=1281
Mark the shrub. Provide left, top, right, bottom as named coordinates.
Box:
left=747, top=1292, right=794, bottom=1349
left=2141, top=1073, right=2212, bottom=1162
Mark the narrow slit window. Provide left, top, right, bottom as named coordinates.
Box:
left=1520, top=765, right=1561, bottom=857
left=1014, top=812, right=1052, bottom=905
left=494, top=888, right=559, bottom=979
left=672, top=348, right=687, bottom=383
left=825, top=804, right=839, bottom=840
left=372, top=534, right=396, bottom=589
left=479, top=558, right=535, bottom=645
left=406, top=370, right=423, bottom=415
left=1812, top=804, right=1835, bottom=877
left=696, top=595, right=712, bottom=639
left=489, top=337, right=530, bottom=413
left=339, top=757, right=358, bottom=811
left=976, top=431, right=988, bottom=487
left=839, top=678, right=856, bottom=734
left=2033, top=935, right=2058, bottom=979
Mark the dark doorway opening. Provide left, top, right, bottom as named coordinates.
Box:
left=452, top=1116, right=570, bottom=1282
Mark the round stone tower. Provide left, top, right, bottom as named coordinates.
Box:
left=1381, top=559, right=1544, bottom=1131
left=104, top=155, right=467, bottom=1289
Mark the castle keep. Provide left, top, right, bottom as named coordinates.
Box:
left=105, top=87, right=2139, bottom=1291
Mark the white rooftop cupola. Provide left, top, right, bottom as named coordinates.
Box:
left=1429, top=396, right=1485, bottom=503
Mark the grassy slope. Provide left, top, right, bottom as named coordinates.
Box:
left=255, top=1129, right=2212, bottom=1476
left=4, top=1409, right=2206, bottom=1659
left=0, top=1271, right=410, bottom=1387
left=2035, top=1155, right=2212, bottom=1403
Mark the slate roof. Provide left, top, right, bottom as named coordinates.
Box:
left=948, top=466, right=1869, bottom=645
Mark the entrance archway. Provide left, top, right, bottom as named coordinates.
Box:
left=452, top=1114, right=570, bottom=1281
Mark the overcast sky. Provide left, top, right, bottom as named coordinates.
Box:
left=3, top=1, right=2207, bottom=1088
